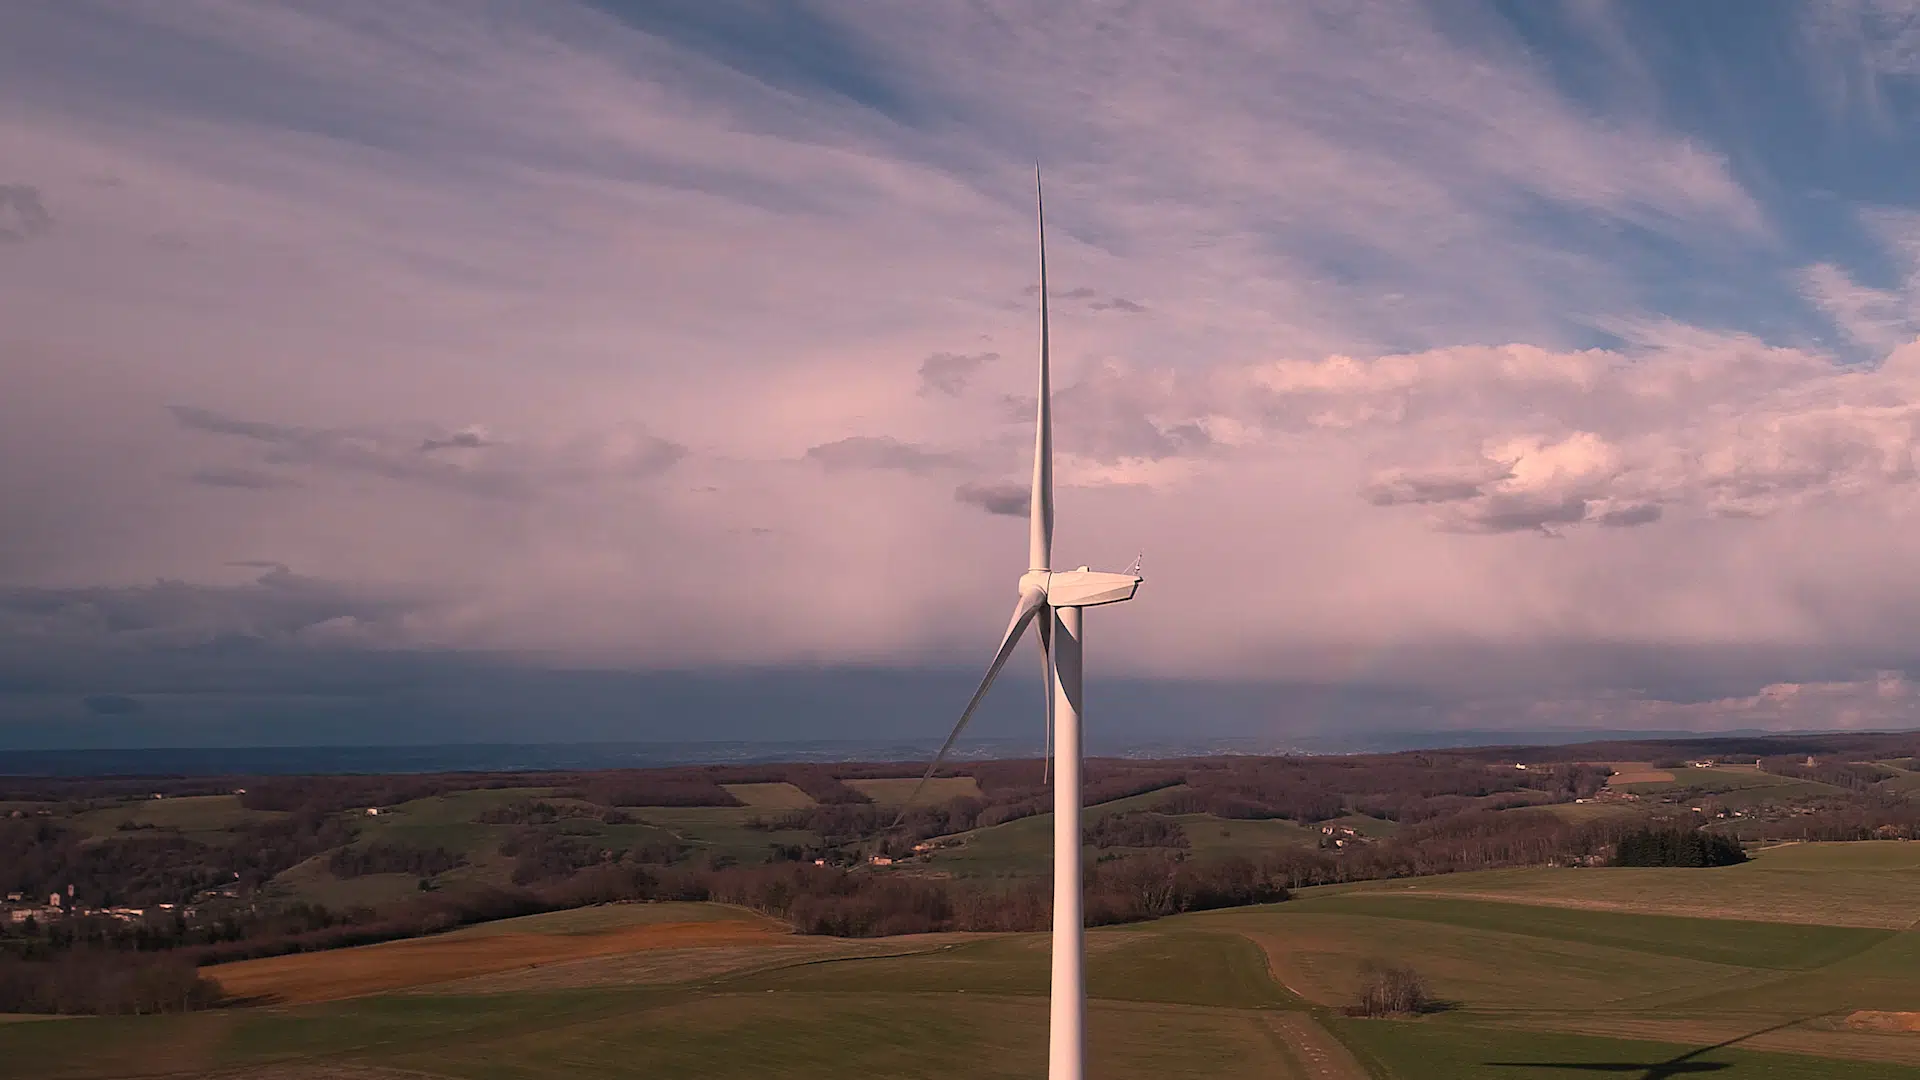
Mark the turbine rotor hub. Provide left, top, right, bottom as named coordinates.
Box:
left=1018, top=567, right=1142, bottom=610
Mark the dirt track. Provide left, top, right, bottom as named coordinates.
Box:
left=1261, top=1013, right=1369, bottom=1080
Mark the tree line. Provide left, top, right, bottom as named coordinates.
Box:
left=1610, top=827, right=1747, bottom=868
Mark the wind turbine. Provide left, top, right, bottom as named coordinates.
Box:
left=896, top=169, right=1143, bottom=1080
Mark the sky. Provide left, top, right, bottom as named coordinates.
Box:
left=9, top=0, right=1920, bottom=750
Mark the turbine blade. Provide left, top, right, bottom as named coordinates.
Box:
left=1039, top=608, right=1053, bottom=785
left=892, top=589, right=1047, bottom=827
left=1030, top=165, right=1053, bottom=572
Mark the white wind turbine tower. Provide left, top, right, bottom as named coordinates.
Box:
left=895, top=169, right=1143, bottom=1080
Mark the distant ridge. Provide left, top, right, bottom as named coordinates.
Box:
left=3, top=726, right=1914, bottom=776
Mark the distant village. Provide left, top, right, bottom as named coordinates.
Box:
left=3, top=885, right=229, bottom=931
left=3, top=788, right=269, bottom=931
left=3, top=887, right=196, bottom=929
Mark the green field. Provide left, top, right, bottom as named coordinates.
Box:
left=1177, top=813, right=1322, bottom=858
left=1538, top=799, right=1649, bottom=823
left=1328, top=1019, right=1920, bottom=1080
left=8, top=841, right=1920, bottom=1078
left=720, top=782, right=816, bottom=808
left=68, top=794, right=285, bottom=840
left=917, top=786, right=1238, bottom=877
left=1870, top=762, right=1920, bottom=794
left=245, top=788, right=814, bottom=906
left=1322, top=841, right=1920, bottom=928
left=846, top=775, right=983, bottom=803
left=1616, top=768, right=1838, bottom=802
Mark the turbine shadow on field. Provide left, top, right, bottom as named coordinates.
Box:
left=1484, top=1014, right=1823, bottom=1078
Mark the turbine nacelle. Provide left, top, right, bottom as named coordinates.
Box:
left=1019, top=567, right=1142, bottom=609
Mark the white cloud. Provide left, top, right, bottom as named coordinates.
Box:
left=1802, top=207, right=1920, bottom=352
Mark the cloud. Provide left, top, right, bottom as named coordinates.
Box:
left=16, top=1, right=1920, bottom=741
left=1020, top=285, right=1148, bottom=315
left=189, top=466, right=301, bottom=490
left=954, top=481, right=1027, bottom=516
left=1362, top=463, right=1511, bottom=506
left=0, top=185, right=51, bottom=243
left=1801, top=261, right=1911, bottom=352
left=1052, top=364, right=1214, bottom=463
left=1442, top=491, right=1593, bottom=536
left=0, top=565, right=422, bottom=650
left=1800, top=207, right=1920, bottom=354
left=804, top=435, right=965, bottom=473
left=917, top=351, right=995, bottom=397
left=420, top=429, right=491, bottom=452
left=1594, top=502, right=1662, bottom=528
left=170, top=406, right=683, bottom=498
left=81, top=694, right=141, bottom=715
left=1163, top=336, right=1920, bottom=533
left=171, top=407, right=305, bottom=443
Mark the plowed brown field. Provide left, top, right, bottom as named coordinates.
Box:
left=1601, top=761, right=1674, bottom=786
left=208, top=920, right=783, bottom=1004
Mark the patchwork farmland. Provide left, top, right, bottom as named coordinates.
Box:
left=6, top=842, right=1920, bottom=1078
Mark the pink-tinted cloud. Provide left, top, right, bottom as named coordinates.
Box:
left=7, top=1, right=1920, bottom=738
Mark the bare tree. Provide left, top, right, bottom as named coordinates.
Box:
left=1346, top=961, right=1431, bottom=1017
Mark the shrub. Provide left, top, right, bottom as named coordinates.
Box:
left=327, top=843, right=466, bottom=879
left=1344, top=963, right=1431, bottom=1017
left=1084, top=812, right=1190, bottom=849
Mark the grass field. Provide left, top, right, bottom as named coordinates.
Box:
left=68, top=794, right=285, bottom=840
left=266, top=862, right=430, bottom=910
left=262, top=792, right=800, bottom=908
left=1616, top=768, right=1841, bottom=809
left=1870, top=762, right=1920, bottom=793
left=1319, top=841, right=1920, bottom=928
left=11, top=842, right=1920, bottom=1078
left=917, top=786, right=1203, bottom=876
left=719, top=782, right=815, bottom=808
left=1539, top=799, right=1648, bottom=823
left=630, top=805, right=814, bottom=864
left=1177, top=813, right=1321, bottom=858
left=845, top=776, right=983, bottom=803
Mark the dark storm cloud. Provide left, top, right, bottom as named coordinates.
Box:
left=1447, top=492, right=1592, bottom=535
left=0, top=565, right=420, bottom=648
left=917, top=351, right=996, bottom=397
left=170, top=405, right=291, bottom=442
left=170, top=405, right=682, bottom=498
left=172, top=403, right=534, bottom=497
left=420, top=431, right=490, bottom=452
left=189, top=465, right=301, bottom=490
left=0, top=185, right=52, bottom=243
left=954, top=481, right=1027, bottom=517
left=82, top=694, right=141, bottom=715
left=804, top=435, right=964, bottom=473
left=5, top=635, right=1915, bottom=753
left=1019, top=285, right=1147, bottom=313
left=1596, top=502, right=1662, bottom=527
left=1361, top=467, right=1506, bottom=506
